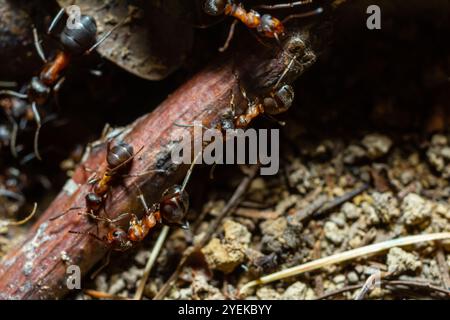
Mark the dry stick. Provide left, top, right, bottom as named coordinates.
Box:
left=317, top=280, right=450, bottom=300
left=153, top=164, right=260, bottom=300
left=240, top=232, right=450, bottom=294
left=133, top=225, right=170, bottom=300
left=435, top=246, right=450, bottom=290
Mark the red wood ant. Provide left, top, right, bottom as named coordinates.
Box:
left=234, top=83, right=295, bottom=128
left=203, top=0, right=322, bottom=51
left=0, top=7, right=124, bottom=160
left=50, top=141, right=156, bottom=222
left=69, top=155, right=199, bottom=251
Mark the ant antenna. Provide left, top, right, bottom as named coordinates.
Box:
left=69, top=230, right=105, bottom=243
left=86, top=17, right=129, bottom=54
left=282, top=7, right=323, bottom=24
left=31, top=101, right=42, bottom=161
left=33, top=27, right=47, bottom=63
left=50, top=206, right=84, bottom=221
left=255, top=0, right=313, bottom=10
left=47, top=8, right=66, bottom=35
left=109, top=145, right=145, bottom=174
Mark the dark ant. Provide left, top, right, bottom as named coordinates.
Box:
left=69, top=154, right=199, bottom=251
left=50, top=141, right=154, bottom=222
left=203, top=0, right=322, bottom=51
left=0, top=7, right=124, bottom=160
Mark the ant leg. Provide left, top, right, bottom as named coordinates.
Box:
left=86, top=18, right=128, bottom=54
left=0, top=81, right=17, bottom=88
left=121, top=169, right=166, bottom=178
left=282, top=7, right=323, bottom=23
left=90, top=250, right=112, bottom=279
left=0, top=90, right=28, bottom=99
left=274, top=51, right=298, bottom=89
left=132, top=183, right=150, bottom=212
left=219, top=19, right=239, bottom=52
left=181, top=151, right=202, bottom=192
left=31, top=102, right=42, bottom=161
left=47, top=8, right=65, bottom=35
left=5, top=113, right=19, bottom=158
left=262, top=113, right=286, bottom=126
left=255, top=0, right=313, bottom=10
left=174, top=123, right=210, bottom=130
left=49, top=206, right=84, bottom=221
left=53, top=77, right=66, bottom=112
left=32, top=27, right=47, bottom=63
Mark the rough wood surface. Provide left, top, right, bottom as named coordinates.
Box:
left=0, top=25, right=324, bottom=299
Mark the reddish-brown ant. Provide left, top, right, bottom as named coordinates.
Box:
left=69, top=155, right=199, bottom=251
left=0, top=7, right=125, bottom=160
left=203, top=0, right=322, bottom=51
left=50, top=141, right=156, bottom=222
left=234, top=83, right=295, bottom=128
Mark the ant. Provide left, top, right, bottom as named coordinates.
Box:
left=69, top=154, right=200, bottom=251
left=0, top=7, right=124, bottom=160
left=50, top=141, right=155, bottom=222
left=203, top=0, right=322, bottom=51
left=234, top=83, right=295, bottom=128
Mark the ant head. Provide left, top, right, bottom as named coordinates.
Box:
left=204, top=0, right=228, bottom=16
left=85, top=192, right=102, bottom=211
left=263, top=84, right=294, bottom=115
left=60, top=15, right=97, bottom=55
left=160, top=185, right=189, bottom=227
left=107, top=141, right=134, bottom=169
left=107, top=228, right=132, bottom=251
left=27, top=77, right=50, bottom=105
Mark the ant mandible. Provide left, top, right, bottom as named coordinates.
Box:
left=70, top=154, right=199, bottom=251
left=0, top=7, right=124, bottom=160
left=203, top=0, right=322, bottom=51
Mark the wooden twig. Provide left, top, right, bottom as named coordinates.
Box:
left=239, top=232, right=450, bottom=294
left=317, top=280, right=450, bottom=300
left=435, top=246, right=450, bottom=290
left=133, top=225, right=170, bottom=300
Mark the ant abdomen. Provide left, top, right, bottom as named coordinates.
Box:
left=107, top=142, right=134, bottom=169
left=263, top=84, right=295, bottom=115
left=60, top=15, right=97, bottom=55
left=160, top=185, right=189, bottom=227
left=204, top=0, right=228, bottom=16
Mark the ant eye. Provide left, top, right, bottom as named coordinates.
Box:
left=204, top=0, right=227, bottom=16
